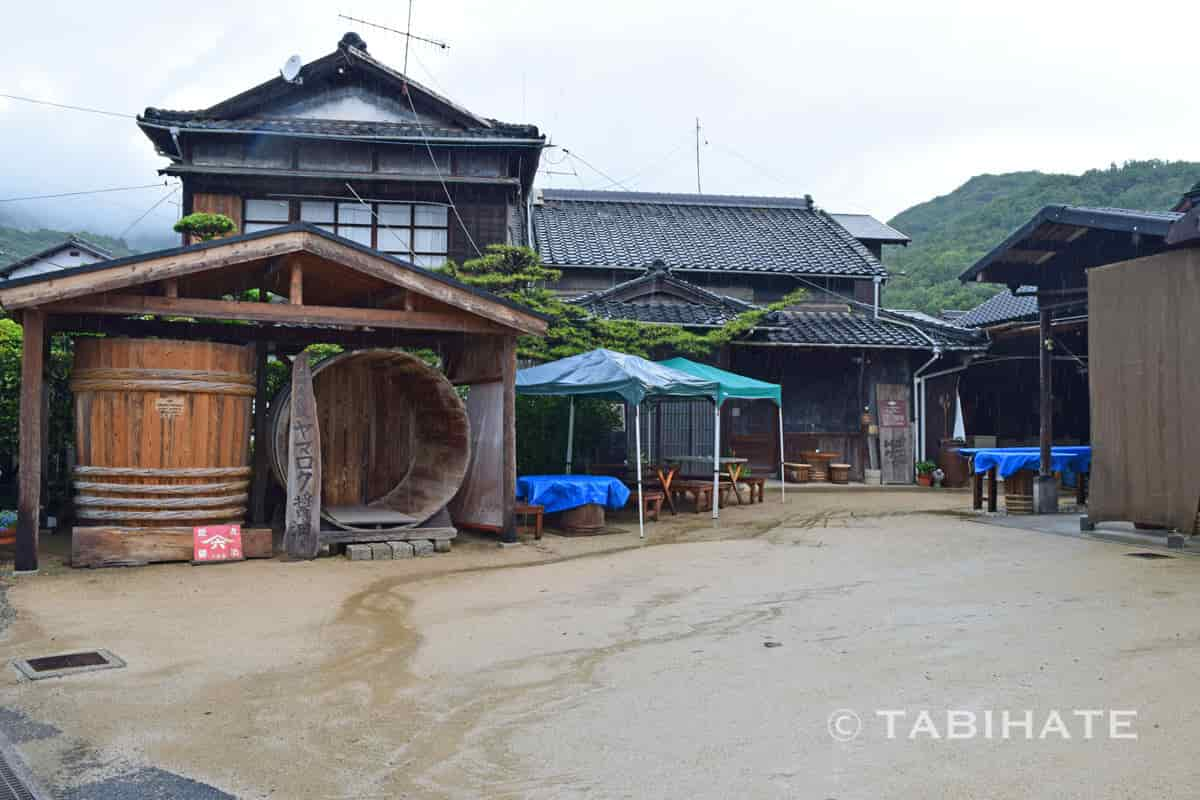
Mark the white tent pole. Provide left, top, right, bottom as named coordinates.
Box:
left=635, top=402, right=645, bottom=539
left=778, top=404, right=786, bottom=502
left=565, top=397, right=575, bottom=474
left=712, top=402, right=721, bottom=520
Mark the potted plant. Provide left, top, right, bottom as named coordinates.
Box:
left=915, top=461, right=937, bottom=487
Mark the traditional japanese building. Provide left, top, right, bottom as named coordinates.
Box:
left=137, top=32, right=545, bottom=266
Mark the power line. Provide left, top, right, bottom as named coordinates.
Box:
left=561, top=149, right=633, bottom=191
left=402, top=86, right=482, bottom=258
left=0, top=93, right=135, bottom=119
left=118, top=186, right=179, bottom=240
left=0, top=181, right=174, bottom=203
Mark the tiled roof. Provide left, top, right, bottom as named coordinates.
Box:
left=752, top=309, right=986, bottom=350
left=829, top=213, right=911, bottom=244
left=570, top=265, right=755, bottom=326
left=139, top=110, right=540, bottom=141
left=0, top=236, right=113, bottom=277
left=955, top=287, right=1038, bottom=328
left=579, top=299, right=748, bottom=326
left=533, top=189, right=889, bottom=277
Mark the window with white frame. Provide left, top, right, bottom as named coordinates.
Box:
left=242, top=198, right=451, bottom=268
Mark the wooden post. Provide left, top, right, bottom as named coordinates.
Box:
left=164, top=278, right=179, bottom=298
left=16, top=309, right=45, bottom=572
left=1039, top=306, right=1053, bottom=477
left=284, top=352, right=321, bottom=559
left=251, top=339, right=270, bottom=525
left=987, top=466, right=998, bottom=513
left=500, top=335, right=518, bottom=544
left=972, top=464, right=983, bottom=511
left=289, top=261, right=303, bottom=305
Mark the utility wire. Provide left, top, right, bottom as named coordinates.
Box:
left=561, top=149, right=633, bottom=191
left=0, top=181, right=174, bottom=203
left=118, top=186, right=179, bottom=240
left=343, top=181, right=425, bottom=257
left=0, top=93, right=136, bottom=119
left=402, top=86, right=482, bottom=258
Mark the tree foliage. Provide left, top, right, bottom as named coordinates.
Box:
left=884, top=160, right=1200, bottom=314
left=174, top=212, right=236, bottom=242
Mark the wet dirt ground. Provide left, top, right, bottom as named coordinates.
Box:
left=2, top=488, right=1199, bottom=798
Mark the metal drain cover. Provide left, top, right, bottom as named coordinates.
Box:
left=12, top=649, right=125, bottom=681
left=1126, top=551, right=1173, bottom=560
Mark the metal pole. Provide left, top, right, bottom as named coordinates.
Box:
left=634, top=403, right=645, bottom=539
left=565, top=397, right=575, bottom=473
left=1039, top=306, right=1053, bottom=477
left=712, top=402, right=721, bottom=520
left=778, top=404, right=786, bottom=502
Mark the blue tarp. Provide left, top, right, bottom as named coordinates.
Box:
left=958, top=447, right=1092, bottom=478
left=516, top=475, right=632, bottom=514
left=516, top=348, right=718, bottom=406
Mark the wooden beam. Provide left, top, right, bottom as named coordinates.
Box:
left=289, top=261, right=303, bottom=305
left=163, top=278, right=179, bottom=298
left=1038, top=306, right=1053, bottom=477
left=16, top=309, right=44, bottom=571
left=0, top=231, right=307, bottom=310
left=45, top=295, right=513, bottom=334
left=251, top=340, right=271, bottom=525
left=500, top=335, right=518, bottom=543
left=72, top=527, right=273, bottom=568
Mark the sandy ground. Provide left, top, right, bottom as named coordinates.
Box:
left=2, top=489, right=1199, bottom=798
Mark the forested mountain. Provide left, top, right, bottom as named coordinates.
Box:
left=0, top=224, right=133, bottom=266
left=882, top=160, right=1200, bottom=315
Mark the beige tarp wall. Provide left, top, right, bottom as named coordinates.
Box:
left=1088, top=248, right=1200, bottom=532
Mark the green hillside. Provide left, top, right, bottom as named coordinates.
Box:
left=883, top=160, right=1200, bottom=315
left=0, top=225, right=134, bottom=266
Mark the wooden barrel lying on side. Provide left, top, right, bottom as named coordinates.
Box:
left=268, top=349, right=470, bottom=533
left=71, top=338, right=255, bottom=532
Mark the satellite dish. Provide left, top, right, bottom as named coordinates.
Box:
left=280, top=55, right=304, bottom=84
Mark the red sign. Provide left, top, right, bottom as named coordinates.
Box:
left=193, top=524, right=244, bottom=563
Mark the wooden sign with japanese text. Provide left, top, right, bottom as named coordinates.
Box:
left=284, top=352, right=322, bottom=559
left=876, top=383, right=914, bottom=484
left=193, top=524, right=244, bottom=563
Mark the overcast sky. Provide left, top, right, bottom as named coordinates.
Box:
left=2, top=0, right=1198, bottom=245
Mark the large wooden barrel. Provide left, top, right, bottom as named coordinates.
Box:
left=269, top=349, right=470, bottom=533
left=71, top=338, right=255, bottom=529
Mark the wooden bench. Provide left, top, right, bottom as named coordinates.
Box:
left=744, top=476, right=766, bottom=503
left=671, top=480, right=717, bottom=513
left=514, top=502, right=544, bottom=540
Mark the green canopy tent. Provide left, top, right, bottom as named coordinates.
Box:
left=657, top=357, right=786, bottom=517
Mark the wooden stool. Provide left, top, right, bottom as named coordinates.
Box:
left=783, top=462, right=811, bottom=483
left=514, top=502, right=544, bottom=539
left=642, top=491, right=665, bottom=521
left=829, top=463, right=851, bottom=484
left=744, top=476, right=766, bottom=503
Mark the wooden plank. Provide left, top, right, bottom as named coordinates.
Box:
left=0, top=231, right=307, bottom=310
left=45, top=295, right=512, bottom=334
left=71, top=527, right=273, bottom=568
left=289, top=260, right=303, bottom=305
left=876, top=383, right=913, bottom=485
left=319, top=527, right=457, bottom=545
left=500, top=335, right=517, bottom=543
left=16, top=309, right=44, bottom=571
left=250, top=340, right=271, bottom=525
left=324, top=506, right=417, bottom=525
left=284, top=352, right=321, bottom=559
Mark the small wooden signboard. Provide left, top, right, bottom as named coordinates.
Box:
left=284, top=352, right=322, bottom=559
left=876, top=383, right=914, bottom=484
left=193, top=524, right=244, bottom=564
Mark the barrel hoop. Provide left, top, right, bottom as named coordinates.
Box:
left=74, top=493, right=249, bottom=509
left=72, top=367, right=254, bottom=385
left=74, top=506, right=246, bottom=521
left=70, top=374, right=256, bottom=396
left=72, top=480, right=251, bottom=495
left=73, top=466, right=253, bottom=479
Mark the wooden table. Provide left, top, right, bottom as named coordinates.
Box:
left=655, top=463, right=679, bottom=515
left=800, top=451, right=840, bottom=482
left=670, top=456, right=751, bottom=504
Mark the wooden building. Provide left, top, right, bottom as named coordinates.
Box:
left=537, top=190, right=986, bottom=481
left=0, top=226, right=547, bottom=571
left=137, top=32, right=544, bottom=264
left=956, top=204, right=1181, bottom=510
left=0, top=236, right=112, bottom=281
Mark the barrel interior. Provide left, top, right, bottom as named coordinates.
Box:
left=271, top=350, right=470, bottom=531
left=71, top=338, right=255, bottom=530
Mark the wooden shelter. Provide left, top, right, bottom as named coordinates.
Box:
left=0, top=224, right=547, bottom=571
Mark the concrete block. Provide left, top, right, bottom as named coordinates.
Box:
left=346, top=544, right=372, bottom=561
left=412, top=539, right=435, bottom=557
left=498, top=540, right=522, bottom=549
left=1079, top=516, right=1096, bottom=532
left=388, top=541, right=415, bottom=558
left=1167, top=533, right=1186, bottom=550
left=434, top=538, right=451, bottom=553
left=1033, top=475, right=1059, bottom=514
left=369, top=542, right=393, bottom=560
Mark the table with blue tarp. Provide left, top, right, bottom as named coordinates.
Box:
left=958, top=447, right=1091, bottom=511
left=516, top=475, right=632, bottom=515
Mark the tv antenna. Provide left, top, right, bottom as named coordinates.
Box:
left=280, top=54, right=304, bottom=85
left=338, top=3, right=449, bottom=74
